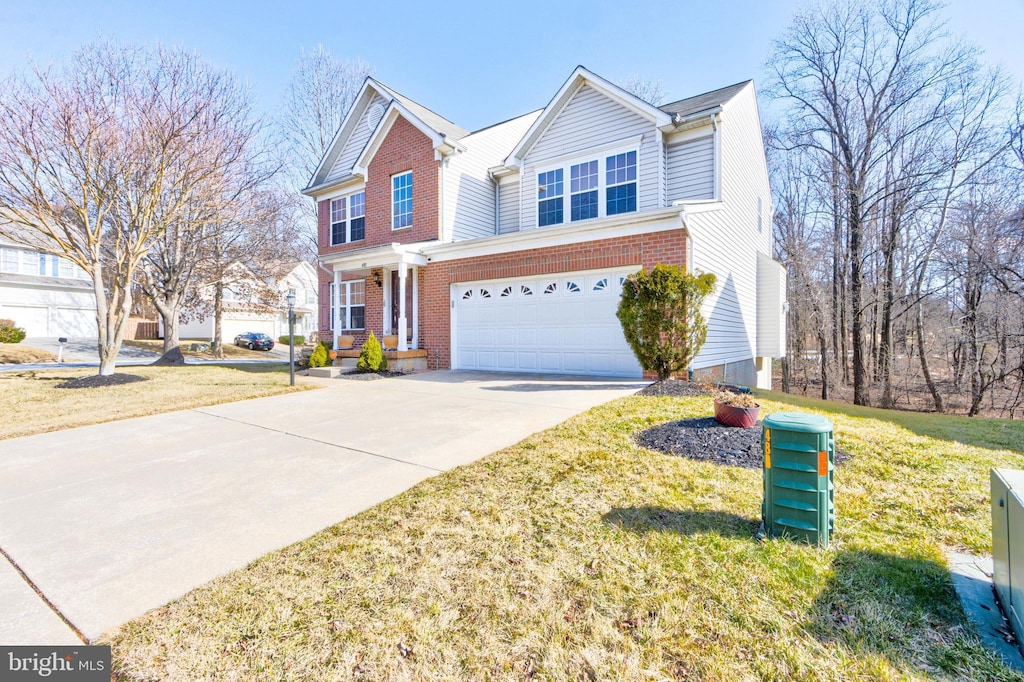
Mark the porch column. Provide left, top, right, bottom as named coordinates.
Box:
left=397, top=261, right=408, bottom=352
left=332, top=268, right=341, bottom=349
left=411, top=265, right=419, bottom=350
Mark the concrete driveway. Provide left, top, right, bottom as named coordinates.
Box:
left=0, top=371, right=644, bottom=644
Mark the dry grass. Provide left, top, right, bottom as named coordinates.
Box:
left=106, top=390, right=1024, bottom=681
left=122, top=338, right=270, bottom=359
left=0, top=343, right=56, bottom=364
left=0, top=364, right=315, bottom=440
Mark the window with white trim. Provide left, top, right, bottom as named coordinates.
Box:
left=333, top=280, right=365, bottom=330
left=330, top=191, right=366, bottom=246
left=536, top=147, right=638, bottom=227
left=1, top=247, right=86, bottom=279
left=392, top=172, right=413, bottom=229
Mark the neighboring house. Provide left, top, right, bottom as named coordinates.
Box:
left=303, top=66, right=786, bottom=386
left=0, top=230, right=97, bottom=337
left=172, top=261, right=319, bottom=343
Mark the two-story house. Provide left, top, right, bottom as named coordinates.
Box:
left=303, top=66, right=785, bottom=387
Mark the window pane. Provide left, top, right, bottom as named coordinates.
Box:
left=350, top=192, right=365, bottom=218
left=349, top=306, right=365, bottom=330
left=539, top=198, right=563, bottom=226
left=537, top=169, right=563, bottom=199
left=1, top=248, right=15, bottom=273
left=606, top=183, right=637, bottom=215
left=392, top=173, right=413, bottom=229
left=571, top=190, right=598, bottom=221
left=58, top=258, right=74, bottom=278
left=39, top=253, right=47, bottom=276
left=338, top=283, right=348, bottom=307
left=350, top=216, right=365, bottom=241
left=606, top=151, right=637, bottom=186
left=330, top=197, right=346, bottom=222
left=570, top=160, right=597, bottom=193
left=331, top=223, right=346, bottom=245
left=349, top=281, right=365, bottom=305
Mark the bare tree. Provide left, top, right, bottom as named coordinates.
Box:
left=768, top=0, right=980, bottom=405
left=0, top=41, right=259, bottom=375
left=618, top=74, right=666, bottom=106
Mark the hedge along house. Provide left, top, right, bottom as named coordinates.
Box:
left=303, top=66, right=785, bottom=386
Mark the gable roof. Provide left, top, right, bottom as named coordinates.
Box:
left=304, top=78, right=470, bottom=195
left=659, top=80, right=751, bottom=121
left=503, top=66, right=673, bottom=168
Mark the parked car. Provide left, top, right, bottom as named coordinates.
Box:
left=233, top=332, right=274, bottom=351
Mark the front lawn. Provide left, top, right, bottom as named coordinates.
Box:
left=106, top=390, right=1024, bottom=681
left=0, top=343, right=56, bottom=364
left=0, top=364, right=315, bottom=440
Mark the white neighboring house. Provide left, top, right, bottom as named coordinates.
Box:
left=0, top=231, right=97, bottom=338
left=171, top=261, right=319, bottom=345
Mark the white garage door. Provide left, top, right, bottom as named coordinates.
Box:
left=2, top=305, right=49, bottom=336
left=454, top=268, right=643, bottom=378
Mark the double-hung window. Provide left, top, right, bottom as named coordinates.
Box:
left=332, top=280, right=366, bottom=330
left=536, top=148, right=638, bottom=227
left=537, top=169, right=564, bottom=227
left=606, top=151, right=637, bottom=215
left=330, top=191, right=366, bottom=246
left=392, top=172, right=413, bottom=229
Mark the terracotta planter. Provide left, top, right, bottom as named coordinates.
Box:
left=337, top=334, right=354, bottom=350
left=382, top=335, right=399, bottom=350
left=714, top=400, right=760, bottom=428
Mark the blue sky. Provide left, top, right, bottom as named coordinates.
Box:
left=2, top=0, right=1022, bottom=131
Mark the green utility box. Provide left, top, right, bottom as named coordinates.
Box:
left=762, top=412, right=835, bottom=547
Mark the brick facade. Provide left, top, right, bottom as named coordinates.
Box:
left=318, top=115, right=440, bottom=260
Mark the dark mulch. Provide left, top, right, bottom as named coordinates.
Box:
left=335, top=370, right=408, bottom=381
left=637, top=379, right=710, bottom=397
left=56, top=373, right=149, bottom=389
left=637, top=417, right=850, bottom=470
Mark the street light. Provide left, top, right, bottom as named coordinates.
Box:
left=286, top=288, right=296, bottom=387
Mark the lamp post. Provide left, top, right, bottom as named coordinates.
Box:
left=286, top=288, right=296, bottom=387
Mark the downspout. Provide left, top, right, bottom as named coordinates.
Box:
left=679, top=207, right=697, bottom=381
left=494, top=181, right=500, bottom=235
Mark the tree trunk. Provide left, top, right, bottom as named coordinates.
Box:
left=849, top=189, right=869, bottom=405
left=162, top=311, right=180, bottom=355
left=916, top=302, right=944, bottom=413
left=818, top=327, right=830, bottom=401
left=879, top=221, right=897, bottom=409
left=213, top=281, right=225, bottom=358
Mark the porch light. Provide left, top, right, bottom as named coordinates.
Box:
left=373, top=271, right=382, bottom=287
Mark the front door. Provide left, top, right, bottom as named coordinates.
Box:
left=390, top=270, right=414, bottom=341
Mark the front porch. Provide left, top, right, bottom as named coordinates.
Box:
left=324, top=242, right=429, bottom=354
left=334, top=347, right=428, bottom=373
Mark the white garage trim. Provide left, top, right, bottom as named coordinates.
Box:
left=451, top=266, right=643, bottom=378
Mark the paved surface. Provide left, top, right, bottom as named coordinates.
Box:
left=948, top=552, right=1024, bottom=671
left=0, top=371, right=644, bottom=643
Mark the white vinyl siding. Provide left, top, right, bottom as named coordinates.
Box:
left=325, top=93, right=388, bottom=184
left=757, top=252, right=787, bottom=357
left=444, top=111, right=538, bottom=241
left=520, top=85, right=659, bottom=229
left=497, top=179, right=520, bottom=234
left=667, top=135, right=715, bottom=201
left=688, top=85, right=773, bottom=371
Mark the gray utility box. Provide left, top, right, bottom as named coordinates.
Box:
left=992, top=468, right=1024, bottom=656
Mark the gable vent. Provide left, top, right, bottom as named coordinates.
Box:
left=366, top=103, right=386, bottom=132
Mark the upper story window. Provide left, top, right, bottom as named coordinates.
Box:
left=0, top=247, right=87, bottom=280
left=392, top=172, right=413, bottom=229
left=536, top=148, right=638, bottom=227
left=330, top=191, right=366, bottom=246
left=305, top=289, right=316, bottom=305
left=537, top=169, right=564, bottom=227
left=606, top=151, right=637, bottom=215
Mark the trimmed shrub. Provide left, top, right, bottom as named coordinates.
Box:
left=617, top=264, right=716, bottom=380
left=307, top=342, right=329, bottom=368
left=356, top=332, right=388, bottom=373
left=278, top=334, right=305, bottom=346
left=0, top=324, right=27, bottom=344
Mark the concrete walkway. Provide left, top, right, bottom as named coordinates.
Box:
left=0, top=371, right=644, bottom=644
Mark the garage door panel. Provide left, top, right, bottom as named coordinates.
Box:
left=455, top=267, right=642, bottom=378
left=3, top=306, right=49, bottom=336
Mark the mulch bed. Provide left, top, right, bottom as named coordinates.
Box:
left=56, top=373, right=149, bottom=389
left=335, top=370, right=408, bottom=381
left=637, top=379, right=711, bottom=397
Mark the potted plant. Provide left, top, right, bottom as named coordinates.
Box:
left=337, top=334, right=355, bottom=350
left=382, top=334, right=399, bottom=350
left=713, top=390, right=760, bottom=428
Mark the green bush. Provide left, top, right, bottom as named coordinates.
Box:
left=617, top=264, right=716, bottom=380
left=307, top=342, right=329, bottom=368
left=0, top=324, right=27, bottom=344
left=356, top=332, right=388, bottom=373
left=278, top=334, right=305, bottom=346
